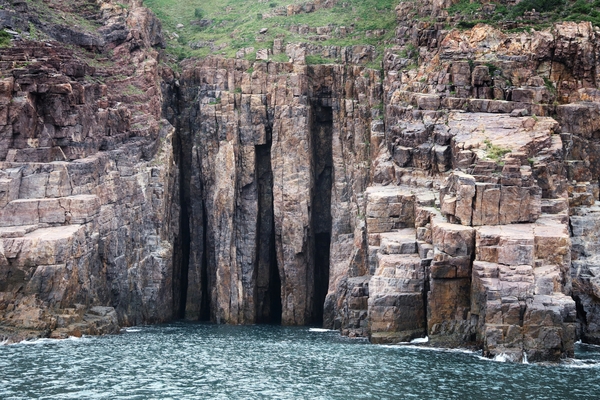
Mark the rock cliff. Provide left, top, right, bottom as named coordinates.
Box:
left=2, top=0, right=600, bottom=363
left=0, top=0, right=178, bottom=341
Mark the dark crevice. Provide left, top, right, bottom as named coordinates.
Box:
left=255, top=138, right=282, bottom=324
left=171, top=82, right=191, bottom=320
left=575, top=296, right=588, bottom=326
left=268, top=233, right=282, bottom=324
left=199, top=198, right=211, bottom=321
left=423, top=265, right=430, bottom=337
left=177, top=180, right=190, bottom=319
left=313, top=232, right=330, bottom=324
left=310, top=100, right=333, bottom=325
left=574, top=295, right=588, bottom=341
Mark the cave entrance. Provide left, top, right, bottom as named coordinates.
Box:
left=173, top=110, right=191, bottom=320
left=311, top=101, right=333, bottom=325
left=256, top=142, right=282, bottom=324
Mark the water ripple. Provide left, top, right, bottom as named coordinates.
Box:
left=1, top=323, right=599, bottom=399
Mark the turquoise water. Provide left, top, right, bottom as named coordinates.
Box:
left=1, top=323, right=599, bottom=399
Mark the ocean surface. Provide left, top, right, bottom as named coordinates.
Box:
left=1, top=323, right=599, bottom=399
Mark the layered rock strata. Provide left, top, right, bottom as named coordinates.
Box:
left=167, top=59, right=380, bottom=325
left=0, top=0, right=177, bottom=341
left=2, top=0, right=600, bottom=364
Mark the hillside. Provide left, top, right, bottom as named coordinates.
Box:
left=144, top=0, right=397, bottom=63
left=144, top=0, right=600, bottom=64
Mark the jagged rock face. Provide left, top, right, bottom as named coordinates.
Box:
left=0, top=0, right=177, bottom=342
left=168, top=58, right=380, bottom=325
left=160, top=16, right=600, bottom=362
left=2, top=0, right=600, bottom=364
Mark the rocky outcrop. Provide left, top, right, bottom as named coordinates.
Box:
left=168, top=58, right=380, bottom=326
left=0, top=0, right=177, bottom=342
left=3, top=0, right=600, bottom=364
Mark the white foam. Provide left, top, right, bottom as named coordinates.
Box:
left=410, top=336, right=429, bottom=344
left=123, top=328, right=142, bottom=333
left=580, top=342, right=600, bottom=348
left=492, top=353, right=510, bottom=362
left=476, top=353, right=523, bottom=363
left=561, top=359, right=600, bottom=369
left=20, top=338, right=58, bottom=345
left=66, top=336, right=87, bottom=341
left=309, top=328, right=335, bottom=333
left=381, top=343, right=476, bottom=355
left=11, top=335, right=89, bottom=346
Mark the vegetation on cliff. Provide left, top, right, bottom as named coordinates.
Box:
left=448, top=0, right=600, bottom=31
left=143, top=0, right=397, bottom=61
left=142, top=0, right=600, bottom=64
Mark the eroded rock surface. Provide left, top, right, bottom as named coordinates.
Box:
left=2, top=0, right=600, bottom=363
left=0, top=0, right=177, bottom=342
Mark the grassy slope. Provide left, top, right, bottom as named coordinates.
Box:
left=142, top=0, right=398, bottom=61
left=447, top=0, right=600, bottom=31
left=142, top=0, right=600, bottom=62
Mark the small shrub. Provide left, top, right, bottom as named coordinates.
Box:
left=271, top=53, right=289, bottom=63
left=448, top=0, right=481, bottom=15
left=175, top=47, right=191, bottom=61
left=194, top=8, right=204, bottom=19
left=485, top=62, right=500, bottom=76
left=305, top=55, right=334, bottom=65
left=0, top=30, right=11, bottom=47
left=511, top=0, right=566, bottom=16
left=468, top=59, right=475, bottom=72
left=483, top=139, right=511, bottom=161
left=125, top=84, right=144, bottom=96
left=403, top=43, right=417, bottom=60
left=543, top=77, right=557, bottom=94
left=572, top=0, right=592, bottom=14
left=457, top=20, right=479, bottom=29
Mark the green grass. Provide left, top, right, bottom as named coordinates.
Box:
left=305, top=55, right=335, bottom=65
left=125, top=84, right=145, bottom=95
left=483, top=139, right=512, bottom=162
left=143, top=0, right=398, bottom=61
left=0, top=30, right=11, bottom=48
left=448, top=0, right=482, bottom=15
left=448, top=0, right=600, bottom=30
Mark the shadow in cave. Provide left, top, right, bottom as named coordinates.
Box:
left=256, top=141, right=282, bottom=324
left=310, top=100, right=333, bottom=325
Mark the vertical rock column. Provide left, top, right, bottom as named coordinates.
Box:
left=271, top=71, right=314, bottom=325
left=322, top=65, right=382, bottom=331
left=427, top=215, right=475, bottom=346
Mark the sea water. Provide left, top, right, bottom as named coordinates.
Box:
left=1, top=323, right=599, bottom=399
